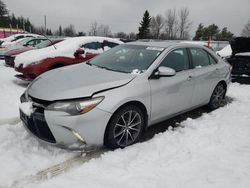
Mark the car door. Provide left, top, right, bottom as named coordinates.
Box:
left=188, top=48, right=220, bottom=107
left=149, top=48, right=195, bottom=124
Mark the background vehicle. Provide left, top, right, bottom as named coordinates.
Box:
left=226, top=37, right=250, bottom=76
left=14, top=36, right=123, bottom=81
left=0, top=36, right=45, bottom=59
left=4, top=39, right=63, bottom=67
left=0, top=33, right=41, bottom=47
left=19, top=42, right=231, bottom=150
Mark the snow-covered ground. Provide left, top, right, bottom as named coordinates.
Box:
left=0, top=59, right=250, bottom=188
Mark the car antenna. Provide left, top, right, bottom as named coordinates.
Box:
left=41, top=34, right=57, bottom=50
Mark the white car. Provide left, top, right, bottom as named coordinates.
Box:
left=20, top=41, right=231, bottom=151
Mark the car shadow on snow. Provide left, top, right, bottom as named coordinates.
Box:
left=140, top=96, right=234, bottom=142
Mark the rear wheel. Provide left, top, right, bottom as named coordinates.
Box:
left=105, top=105, right=145, bottom=149
left=208, top=83, right=226, bottom=110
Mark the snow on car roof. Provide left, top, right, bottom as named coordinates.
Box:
left=15, top=36, right=123, bottom=68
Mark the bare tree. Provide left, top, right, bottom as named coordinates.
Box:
left=242, top=19, right=250, bottom=37
left=89, top=21, right=98, bottom=36
left=165, top=9, right=178, bottom=39
left=150, top=14, right=164, bottom=39
left=179, top=7, right=192, bottom=39
left=115, top=32, right=128, bottom=39
left=97, top=24, right=111, bottom=37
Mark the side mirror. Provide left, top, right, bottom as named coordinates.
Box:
left=74, top=48, right=85, bottom=57
left=158, top=66, right=176, bottom=77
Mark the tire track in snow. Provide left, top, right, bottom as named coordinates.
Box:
left=11, top=149, right=108, bottom=188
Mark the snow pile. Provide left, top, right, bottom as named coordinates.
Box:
left=24, top=83, right=250, bottom=188
left=0, top=61, right=25, bottom=119
left=1, top=60, right=250, bottom=188
left=0, top=123, right=75, bottom=187
left=15, top=36, right=123, bottom=68
left=216, top=45, right=232, bottom=57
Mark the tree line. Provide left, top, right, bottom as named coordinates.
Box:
left=1, top=0, right=250, bottom=39
left=138, top=8, right=192, bottom=40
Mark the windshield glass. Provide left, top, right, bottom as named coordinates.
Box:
left=89, top=44, right=164, bottom=74
left=16, top=37, right=34, bottom=45
left=35, top=40, right=51, bottom=49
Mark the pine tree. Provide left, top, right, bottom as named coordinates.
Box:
left=138, top=10, right=151, bottom=39
left=193, top=23, right=204, bottom=40
left=0, top=0, right=10, bottom=27
left=59, top=25, right=62, bottom=36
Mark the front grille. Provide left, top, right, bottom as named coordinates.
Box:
left=20, top=108, right=56, bottom=143
left=4, top=55, right=15, bottom=67
left=29, top=96, right=53, bottom=107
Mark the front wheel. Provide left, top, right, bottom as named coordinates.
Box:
left=208, top=83, right=226, bottom=110
left=105, top=105, right=145, bottom=149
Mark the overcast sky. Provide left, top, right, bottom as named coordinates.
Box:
left=4, top=0, right=250, bottom=36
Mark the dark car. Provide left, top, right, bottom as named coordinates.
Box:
left=226, top=37, right=250, bottom=76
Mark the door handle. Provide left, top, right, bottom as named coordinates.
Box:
left=187, top=76, right=192, bottom=81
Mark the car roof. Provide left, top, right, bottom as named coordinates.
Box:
left=127, top=40, right=206, bottom=49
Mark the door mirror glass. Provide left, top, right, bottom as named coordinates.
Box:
left=158, top=66, right=176, bottom=77
left=74, top=48, right=85, bottom=56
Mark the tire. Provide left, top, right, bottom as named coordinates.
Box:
left=105, top=105, right=145, bottom=149
left=208, top=83, right=226, bottom=110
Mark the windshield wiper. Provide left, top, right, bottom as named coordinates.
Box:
left=97, top=65, right=128, bottom=73
left=86, top=61, right=92, bottom=66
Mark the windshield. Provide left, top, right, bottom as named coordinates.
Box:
left=35, top=40, right=51, bottom=49
left=89, top=44, right=164, bottom=74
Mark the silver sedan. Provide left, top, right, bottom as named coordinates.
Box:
left=19, top=41, right=231, bottom=150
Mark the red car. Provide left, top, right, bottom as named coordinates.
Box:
left=14, top=37, right=123, bottom=81
left=4, top=39, right=63, bottom=67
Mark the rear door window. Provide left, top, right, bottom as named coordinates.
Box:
left=190, top=48, right=210, bottom=67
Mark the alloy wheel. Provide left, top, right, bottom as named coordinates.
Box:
left=113, top=110, right=142, bottom=147
left=211, top=84, right=225, bottom=109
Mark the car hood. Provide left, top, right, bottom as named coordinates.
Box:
left=5, top=47, right=34, bottom=56
left=230, top=37, right=250, bottom=55
left=28, top=63, right=136, bottom=101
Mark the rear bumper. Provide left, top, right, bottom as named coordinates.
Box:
left=227, top=56, right=250, bottom=76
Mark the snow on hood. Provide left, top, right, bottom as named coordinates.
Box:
left=15, top=36, right=123, bottom=68
left=216, top=45, right=232, bottom=58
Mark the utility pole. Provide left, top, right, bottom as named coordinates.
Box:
left=44, top=15, right=47, bottom=35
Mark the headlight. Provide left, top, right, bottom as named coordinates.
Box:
left=46, top=96, right=104, bottom=115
